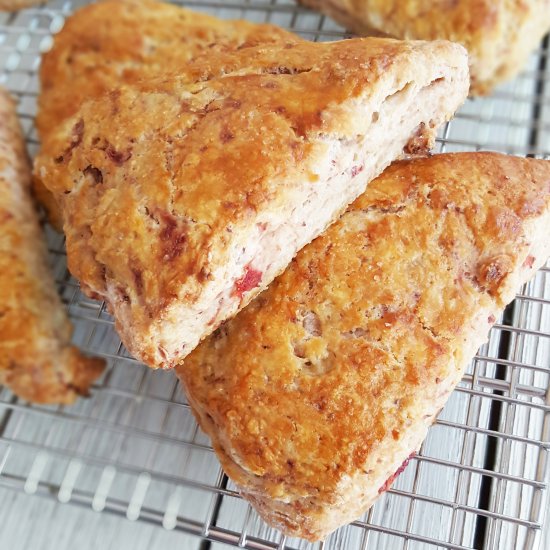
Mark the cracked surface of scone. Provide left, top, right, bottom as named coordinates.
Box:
left=0, top=88, right=104, bottom=404
left=35, top=37, right=468, bottom=369
left=176, top=152, right=550, bottom=541
left=299, top=0, right=550, bottom=94
left=36, top=0, right=298, bottom=138
left=34, top=0, right=299, bottom=229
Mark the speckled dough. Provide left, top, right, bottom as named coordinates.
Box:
left=299, top=0, right=550, bottom=95
left=177, top=153, right=550, bottom=541
left=35, top=37, right=468, bottom=369
left=34, top=0, right=299, bottom=229
left=0, top=88, right=104, bottom=404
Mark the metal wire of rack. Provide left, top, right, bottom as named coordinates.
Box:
left=0, top=1, right=549, bottom=549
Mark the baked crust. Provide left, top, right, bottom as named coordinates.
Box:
left=0, top=88, right=104, bottom=404
left=0, top=0, right=43, bottom=11
left=299, top=0, right=550, bottom=94
left=35, top=37, right=468, bottom=368
left=176, top=152, right=550, bottom=541
left=36, top=0, right=297, bottom=139
left=35, top=0, right=298, bottom=229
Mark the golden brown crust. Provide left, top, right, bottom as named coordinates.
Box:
left=36, top=0, right=298, bottom=138
left=300, top=0, right=550, bottom=94
left=176, top=152, right=550, bottom=540
left=35, top=36, right=468, bottom=368
left=34, top=0, right=299, bottom=229
left=0, top=88, right=104, bottom=404
left=0, top=0, right=43, bottom=11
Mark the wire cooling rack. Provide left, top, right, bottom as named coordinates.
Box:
left=0, top=1, right=549, bottom=549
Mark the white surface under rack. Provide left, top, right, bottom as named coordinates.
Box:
left=0, top=1, right=549, bottom=550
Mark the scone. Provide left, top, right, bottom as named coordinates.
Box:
left=35, top=37, right=469, bottom=369
left=299, top=0, right=550, bottom=94
left=176, top=152, right=550, bottom=541
left=35, top=0, right=299, bottom=229
left=0, top=0, right=44, bottom=11
left=0, top=89, right=104, bottom=404
left=36, top=0, right=298, bottom=138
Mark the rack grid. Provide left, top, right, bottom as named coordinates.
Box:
left=0, top=1, right=549, bottom=549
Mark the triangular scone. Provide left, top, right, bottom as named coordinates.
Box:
left=300, top=0, right=550, bottom=95
left=36, top=0, right=298, bottom=138
left=176, top=153, right=550, bottom=541
left=0, top=89, right=104, bottom=404
left=35, top=0, right=299, bottom=229
left=0, top=0, right=42, bottom=10
left=36, top=37, right=468, bottom=369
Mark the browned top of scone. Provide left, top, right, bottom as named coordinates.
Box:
left=313, top=0, right=550, bottom=93
left=0, top=88, right=104, bottom=404
left=177, top=153, right=550, bottom=498
left=35, top=37, right=465, bottom=344
left=329, top=0, right=549, bottom=41
left=344, top=0, right=510, bottom=39
left=36, top=0, right=298, bottom=137
left=0, top=0, right=43, bottom=11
